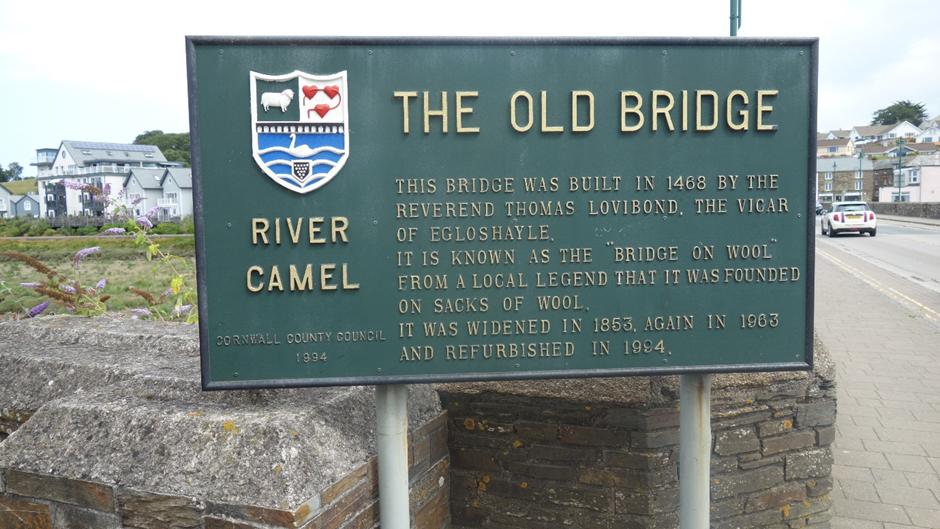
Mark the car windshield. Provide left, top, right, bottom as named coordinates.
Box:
left=834, top=204, right=869, bottom=212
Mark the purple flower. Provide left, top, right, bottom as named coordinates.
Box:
left=26, top=300, right=50, bottom=318
left=103, top=183, right=111, bottom=196
left=131, top=315, right=139, bottom=320
left=145, top=205, right=161, bottom=218
left=96, top=279, right=106, bottom=289
left=59, top=284, right=76, bottom=294
left=135, top=217, right=153, bottom=229
left=101, top=227, right=126, bottom=235
left=163, top=288, right=173, bottom=297
left=72, top=246, right=101, bottom=267
left=62, top=180, right=87, bottom=190
left=129, top=308, right=151, bottom=316
left=66, top=306, right=76, bottom=313
left=117, top=188, right=126, bottom=199
left=20, top=282, right=41, bottom=288
left=173, top=304, right=193, bottom=315
left=131, top=196, right=146, bottom=206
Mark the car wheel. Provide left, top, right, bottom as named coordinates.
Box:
left=869, top=228, right=877, bottom=237
left=821, top=222, right=827, bottom=235
left=828, top=227, right=837, bottom=238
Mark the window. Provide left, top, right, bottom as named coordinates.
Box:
left=24, top=201, right=31, bottom=211
left=892, top=192, right=910, bottom=202
left=825, top=172, right=833, bottom=180
left=855, top=181, right=863, bottom=190
left=856, top=170, right=862, bottom=179
left=925, top=137, right=934, bottom=142
left=828, top=146, right=837, bottom=153
left=824, top=183, right=832, bottom=191
left=910, top=170, right=920, bottom=184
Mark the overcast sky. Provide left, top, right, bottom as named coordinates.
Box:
left=2, top=0, right=938, bottom=173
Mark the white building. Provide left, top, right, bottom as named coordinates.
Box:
left=878, top=153, right=940, bottom=203
left=32, top=141, right=191, bottom=221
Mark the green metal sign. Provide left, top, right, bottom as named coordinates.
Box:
left=187, top=37, right=817, bottom=389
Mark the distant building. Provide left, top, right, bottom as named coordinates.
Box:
left=817, top=138, right=856, bottom=157
left=31, top=141, right=191, bottom=222
left=816, top=156, right=872, bottom=204
left=0, top=183, right=12, bottom=218
left=8, top=194, right=40, bottom=218
left=878, top=153, right=940, bottom=203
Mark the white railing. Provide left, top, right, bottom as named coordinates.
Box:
left=45, top=165, right=133, bottom=178
left=158, top=198, right=178, bottom=207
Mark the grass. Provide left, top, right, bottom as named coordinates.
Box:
left=0, top=236, right=196, bottom=320
left=1, top=178, right=38, bottom=195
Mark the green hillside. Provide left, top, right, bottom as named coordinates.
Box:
left=2, top=178, right=38, bottom=195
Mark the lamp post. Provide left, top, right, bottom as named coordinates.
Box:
left=857, top=150, right=865, bottom=201
left=833, top=161, right=839, bottom=202
left=896, top=138, right=905, bottom=202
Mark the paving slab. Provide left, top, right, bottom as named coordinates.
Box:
left=816, top=242, right=940, bottom=527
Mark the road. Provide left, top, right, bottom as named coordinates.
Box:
left=815, top=217, right=940, bottom=332
left=815, top=217, right=940, bottom=528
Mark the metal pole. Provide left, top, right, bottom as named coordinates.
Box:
left=730, top=0, right=741, bottom=37
left=375, top=384, right=410, bottom=529
left=679, top=374, right=712, bottom=528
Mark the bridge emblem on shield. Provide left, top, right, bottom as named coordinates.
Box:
left=250, top=70, right=349, bottom=193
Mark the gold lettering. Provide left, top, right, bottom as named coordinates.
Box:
left=511, top=91, right=533, bottom=132
left=696, top=90, right=718, bottom=131
left=252, top=218, right=269, bottom=245
left=540, top=91, right=563, bottom=133
left=290, top=264, right=313, bottom=291
left=455, top=91, right=479, bottom=133
left=620, top=91, right=643, bottom=132
left=394, top=91, right=418, bottom=133
left=571, top=91, right=594, bottom=132
left=756, top=90, right=778, bottom=131
left=423, top=91, right=448, bottom=134
left=247, top=266, right=264, bottom=292
left=651, top=90, right=675, bottom=131
left=727, top=90, right=749, bottom=131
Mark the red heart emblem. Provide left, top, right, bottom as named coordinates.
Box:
left=302, top=85, right=319, bottom=101
left=323, top=85, right=340, bottom=99
left=313, top=104, right=332, bottom=118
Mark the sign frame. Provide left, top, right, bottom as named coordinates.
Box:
left=187, top=36, right=818, bottom=390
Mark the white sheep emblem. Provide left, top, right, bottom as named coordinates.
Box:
left=260, top=89, right=295, bottom=112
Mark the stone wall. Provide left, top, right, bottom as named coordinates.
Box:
left=438, top=334, right=835, bottom=529
left=0, top=316, right=449, bottom=529
left=867, top=201, right=940, bottom=220
left=1, top=317, right=836, bottom=528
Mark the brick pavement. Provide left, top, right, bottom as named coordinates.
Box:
left=815, top=243, right=940, bottom=528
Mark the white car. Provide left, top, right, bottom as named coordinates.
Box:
left=821, top=201, right=877, bottom=237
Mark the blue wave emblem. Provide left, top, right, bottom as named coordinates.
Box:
left=257, top=132, right=345, bottom=177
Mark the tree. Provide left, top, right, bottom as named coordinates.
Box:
left=134, top=130, right=191, bottom=167
left=870, top=100, right=929, bottom=126
left=0, top=162, right=23, bottom=182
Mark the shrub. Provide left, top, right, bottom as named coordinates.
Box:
left=152, top=222, right=182, bottom=235
left=75, top=225, right=99, bottom=236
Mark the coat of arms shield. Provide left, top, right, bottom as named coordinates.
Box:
left=250, top=70, right=349, bottom=193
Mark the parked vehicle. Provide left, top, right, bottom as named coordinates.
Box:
left=821, top=201, right=876, bottom=237
left=815, top=201, right=824, bottom=216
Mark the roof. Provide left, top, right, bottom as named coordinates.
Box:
left=818, top=138, right=852, bottom=148
left=61, top=140, right=168, bottom=167
left=124, top=168, right=166, bottom=190
left=905, top=153, right=940, bottom=167
left=830, top=129, right=851, bottom=138
left=853, top=124, right=893, bottom=137
left=921, top=116, right=940, bottom=130
left=816, top=156, right=872, bottom=172
left=904, top=142, right=938, bottom=152
left=161, top=168, right=192, bottom=189
left=860, top=144, right=893, bottom=155
left=872, top=158, right=898, bottom=170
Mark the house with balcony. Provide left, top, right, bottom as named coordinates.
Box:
left=158, top=168, right=193, bottom=221
left=34, top=141, right=171, bottom=218
left=851, top=122, right=921, bottom=145
left=123, top=168, right=167, bottom=217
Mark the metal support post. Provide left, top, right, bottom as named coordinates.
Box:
left=679, top=373, right=712, bottom=528
left=375, top=384, right=410, bottom=529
